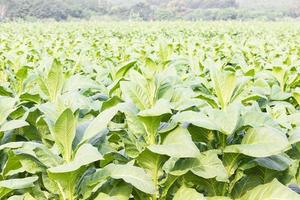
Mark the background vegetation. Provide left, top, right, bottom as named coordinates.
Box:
left=0, top=0, right=299, bottom=21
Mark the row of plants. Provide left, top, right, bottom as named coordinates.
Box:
left=0, top=22, right=300, bottom=199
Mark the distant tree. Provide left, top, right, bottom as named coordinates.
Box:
left=0, top=0, right=298, bottom=21
left=190, top=0, right=238, bottom=9
left=5, top=0, right=68, bottom=20
left=130, top=2, right=153, bottom=20
left=70, top=0, right=100, bottom=12
left=167, top=0, right=189, bottom=13
left=97, top=0, right=110, bottom=14
left=33, top=0, right=68, bottom=20
left=0, top=0, right=7, bottom=18
left=6, top=0, right=34, bottom=19
left=154, top=8, right=176, bottom=20
left=146, top=0, right=169, bottom=6
left=0, top=2, right=7, bottom=20
left=289, top=2, right=300, bottom=17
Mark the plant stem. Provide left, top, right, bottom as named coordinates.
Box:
left=56, top=182, right=66, bottom=200
left=220, top=134, right=227, bottom=149
left=67, top=182, right=74, bottom=200
left=152, top=166, right=158, bottom=200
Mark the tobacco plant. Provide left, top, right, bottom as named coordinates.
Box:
left=0, top=22, right=300, bottom=200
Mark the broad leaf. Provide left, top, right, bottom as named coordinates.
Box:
left=54, top=108, right=76, bottom=162
left=81, top=104, right=120, bottom=143
left=0, top=176, right=38, bottom=198
left=0, top=96, right=16, bottom=125
left=45, top=59, right=64, bottom=102
left=238, top=179, right=300, bottom=200
left=173, top=185, right=205, bottom=200
left=138, top=99, right=171, bottom=117
left=48, top=143, right=103, bottom=173
left=94, top=181, right=132, bottom=200
left=105, top=164, right=156, bottom=194
left=254, top=154, right=292, bottom=171
left=0, top=120, right=29, bottom=132
left=224, top=126, right=290, bottom=157
left=148, top=127, right=199, bottom=158
left=210, top=67, right=236, bottom=109
left=167, top=150, right=228, bottom=182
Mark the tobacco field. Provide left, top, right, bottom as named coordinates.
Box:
left=0, top=22, right=300, bottom=199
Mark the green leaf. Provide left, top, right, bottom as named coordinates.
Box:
left=293, top=88, right=300, bottom=106
left=238, top=179, right=300, bottom=200
left=47, top=143, right=97, bottom=200
left=174, top=103, right=240, bottom=135
left=173, top=185, right=205, bottom=200
left=183, top=173, right=227, bottom=196
left=45, top=59, right=64, bottom=102
left=115, top=60, right=137, bottom=80
left=121, top=103, right=146, bottom=140
left=81, top=104, right=120, bottom=143
left=241, top=111, right=278, bottom=128
left=79, top=168, right=110, bottom=199
left=0, top=120, right=29, bottom=132
left=0, top=96, right=16, bottom=125
left=94, top=181, right=132, bottom=200
left=63, top=75, right=100, bottom=93
left=270, top=85, right=291, bottom=100
left=37, top=59, right=63, bottom=102
left=47, top=170, right=79, bottom=200
left=105, top=164, right=156, bottom=194
left=174, top=111, right=219, bottom=131
left=120, top=71, right=151, bottom=110
left=223, top=153, right=243, bottom=177
left=207, top=197, right=232, bottom=200
left=160, top=175, right=178, bottom=199
left=33, top=145, right=63, bottom=168
left=7, top=193, right=35, bottom=200
left=289, top=127, right=300, bottom=144
left=54, top=108, right=76, bottom=162
left=136, top=149, right=166, bottom=199
left=271, top=66, right=286, bottom=92
left=42, top=173, right=60, bottom=196
left=2, top=153, right=23, bottom=177
left=48, top=143, right=103, bottom=173
left=254, top=154, right=292, bottom=171
left=148, top=127, right=199, bottom=158
left=224, top=126, right=290, bottom=157
left=0, top=176, right=38, bottom=198
left=167, top=150, right=228, bottom=182
left=0, top=142, right=25, bottom=151
left=207, top=103, right=241, bottom=135
left=138, top=99, right=171, bottom=117
left=136, top=149, right=165, bottom=178
left=210, top=67, right=236, bottom=109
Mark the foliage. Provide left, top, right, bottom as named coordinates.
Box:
left=0, top=0, right=299, bottom=21
left=0, top=21, right=300, bottom=199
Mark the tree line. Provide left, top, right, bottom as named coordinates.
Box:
left=0, top=0, right=299, bottom=21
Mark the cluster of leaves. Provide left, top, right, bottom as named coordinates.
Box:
left=0, top=22, right=300, bottom=199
